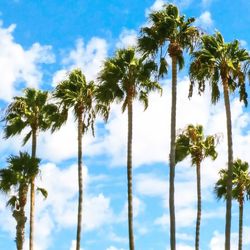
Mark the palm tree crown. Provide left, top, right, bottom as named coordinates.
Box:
left=189, top=32, right=250, bottom=105
left=0, top=152, right=40, bottom=199
left=3, top=88, right=59, bottom=145
left=97, top=47, right=162, bottom=109
left=175, top=124, right=218, bottom=165
left=138, top=3, right=199, bottom=77
left=215, top=159, right=250, bottom=202
left=53, top=68, right=102, bottom=134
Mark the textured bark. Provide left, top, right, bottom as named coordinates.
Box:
left=13, top=210, right=27, bottom=250
left=169, top=55, right=177, bottom=250
left=195, top=161, right=202, bottom=250
left=29, top=128, right=37, bottom=250
left=15, top=185, right=28, bottom=250
left=127, top=95, right=135, bottom=250
left=238, top=198, right=243, bottom=250
left=223, top=80, right=233, bottom=250
left=76, top=110, right=83, bottom=250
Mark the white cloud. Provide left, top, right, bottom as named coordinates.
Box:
left=201, top=0, right=213, bottom=7
left=209, top=227, right=250, bottom=249
left=195, top=11, right=214, bottom=31
left=116, top=29, right=138, bottom=48
left=176, top=232, right=193, bottom=241
left=145, top=0, right=165, bottom=15
left=154, top=206, right=196, bottom=228
left=52, top=37, right=108, bottom=85
left=106, top=247, right=125, bottom=250
left=146, top=0, right=194, bottom=17
left=108, top=232, right=127, bottom=244
left=0, top=21, right=54, bottom=101
left=239, top=39, right=248, bottom=48
left=135, top=174, right=167, bottom=197
left=84, top=193, right=114, bottom=231
left=175, top=244, right=193, bottom=250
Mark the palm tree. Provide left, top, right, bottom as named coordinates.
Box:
left=53, top=69, right=106, bottom=250
left=175, top=124, right=218, bottom=250
left=97, top=47, right=161, bottom=250
left=0, top=152, right=47, bottom=250
left=3, top=88, right=59, bottom=250
left=138, top=4, right=199, bottom=249
left=215, top=159, right=250, bottom=250
left=189, top=32, right=250, bottom=249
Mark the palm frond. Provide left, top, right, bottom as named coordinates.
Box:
left=37, top=187, right=48, bottom=199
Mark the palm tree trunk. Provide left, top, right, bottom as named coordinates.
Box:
left=127, top=96, right=135, bottom=250
left=13, top=209, right=27, bottom=250
left=223, top=80, right=233, bottom=250
left=195, top=161, right=202, bottom=250
left=169, top=55, right=177, bottom=250
left=29, top=128, right=37, bottom=250
left=76, top=111, right=83, bottom=250
left=15, top=185, right=28, bottom=250
left=238, top=198, right=243, bottom=250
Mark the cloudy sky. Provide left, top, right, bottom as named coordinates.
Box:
left=1, top=0, right=250, bottom=249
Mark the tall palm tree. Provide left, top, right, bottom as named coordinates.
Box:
left=189, top=32, right=250, bottom=249
left=97, top=47, right=161, bottom=250
left=53, top=69, right=106, bottom=250
left=3, top=88, right=59, bottom=250
left=175, top=124, right=218, bottom=250
left=215, top=159, right=250, bottom=250
left=0, top=152, right=47, bottom=250
left=138, top=4, right=199, bottom=249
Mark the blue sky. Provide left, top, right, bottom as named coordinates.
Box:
left=1, top=0, right=250, bottom=250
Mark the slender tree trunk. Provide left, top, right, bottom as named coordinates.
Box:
left=13, top=209, right=27, bottom=250
left=76, top=111, right=83, bottom=250
left=29, top=128, right=37, bottom=250
left=169, top=55, right=177, bottom=250
left=195, top=161, right=202, bottom=250
left=14, top=186, right=28, bottom=250
left=238, top=198, right=243, bottom=250
left=127, top=96, right=135, bottom=250
left=223, top=81, right=233, bottom=250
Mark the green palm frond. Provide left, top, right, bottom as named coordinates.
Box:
left=6, top=196, right=18, bottom=210
left=3, top=87, right=60, bottom=144
left=0, top=152, right=41, bottom=211
left=139, top=3, right=199, bottom=77
left=175, top=124, right=218, bottom=165
left=37, top=187, right=48, bottom=199
left=98, top=47, right=161, bottom=114
left=175, top=134, right=190, bottom=163
left=53, top=69, right=101, bottom=134
left=189, top=31, right=250, bottom=105
left=215, top=159, right=250, bottom=203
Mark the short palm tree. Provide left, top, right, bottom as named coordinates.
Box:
left=138, top=4, right=199, bottom=249
left=0, top=152, right=47, bottom=250
left=189, top=32, right=250, bottom=249
left=3, top=88, right=59, bottom=250
left=53, top=69, right=106, bottom=250
left=215, top=159, right=250, bottom=250
left=97, top=47, right=161, bottom=250
left=175, top=124, right=218, bottom=250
